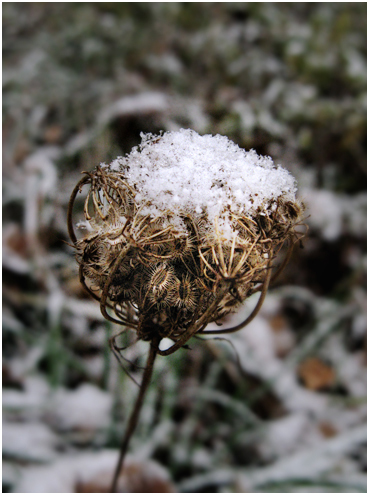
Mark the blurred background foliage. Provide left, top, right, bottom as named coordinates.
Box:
left=3, top=2, right=366, bottom=493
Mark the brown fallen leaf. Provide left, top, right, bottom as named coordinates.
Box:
left=297, top=357, right=335, bottom=391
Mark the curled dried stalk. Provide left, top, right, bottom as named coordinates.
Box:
left=68, top=163, right=305, bottom=492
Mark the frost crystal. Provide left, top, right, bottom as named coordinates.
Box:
left=109, top=129, right=296, bottom=238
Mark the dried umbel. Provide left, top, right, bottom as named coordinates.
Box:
left=68, top=131, right=303, bottom=354
left=67, top=129, right=304, bottom=491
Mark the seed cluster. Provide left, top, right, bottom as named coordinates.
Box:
left=69, top=165, right=303, bottom=347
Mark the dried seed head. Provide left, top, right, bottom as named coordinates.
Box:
left=68, top=130, right=304, bottom=348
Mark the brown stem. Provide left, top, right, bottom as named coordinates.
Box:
left=110, top=337, right=159, bottom=493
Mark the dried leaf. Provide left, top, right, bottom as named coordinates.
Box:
left=298, top=357, right=335, bottom=391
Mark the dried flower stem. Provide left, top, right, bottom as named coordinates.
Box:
left=110, top=336, right=159, bottom=493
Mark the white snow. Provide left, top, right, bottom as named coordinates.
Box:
left=3, top=422, right=60, bottom=462
left=302, top=188, right=367, bottom=241
left=98, top=91, right=169, bottom=125
left=108, top=129, right=297, bottom=238
left=3, top=376, right=49, bottom=418
left=257, top=413, right=318, bottom=461
left=241, top=424, right=366, bottom=488
left=47, top=383, right=113, bottom=431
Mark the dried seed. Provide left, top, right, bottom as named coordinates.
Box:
left=170, top=275, right=198, bottom=311
left=146, top=264, right=175, bottom=306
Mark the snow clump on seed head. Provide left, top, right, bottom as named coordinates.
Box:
left=109, top=129, right=297, bottom=239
